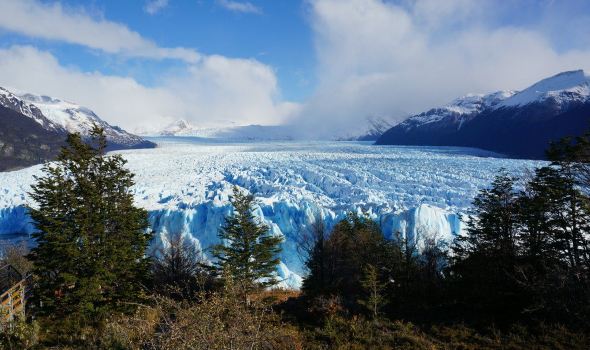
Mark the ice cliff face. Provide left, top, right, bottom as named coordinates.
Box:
left=0, top=139, right=542, bottom=288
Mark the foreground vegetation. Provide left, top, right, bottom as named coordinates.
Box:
left=1, top=127, right=590, bottom=349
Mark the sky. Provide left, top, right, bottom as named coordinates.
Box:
left=0, top=0, right=589, bottom=136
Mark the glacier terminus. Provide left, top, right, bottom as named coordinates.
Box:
left=0, top=138, right=543, bottom=288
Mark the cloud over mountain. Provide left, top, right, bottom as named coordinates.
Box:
left=290, top=0, right=590, bottom=138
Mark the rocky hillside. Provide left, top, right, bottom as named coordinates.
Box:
left=0, top=86, right=155, bottom=171
left=0, top=105, right=64, bottom=171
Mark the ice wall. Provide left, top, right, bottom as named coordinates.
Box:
left=0, top=200, right=461, bottom=289
left=0, top=206, right=34, bottom=235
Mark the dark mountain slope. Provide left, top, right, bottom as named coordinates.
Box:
left=0, top=105, right=65, bottom=171
left=376, top=70, right=590, bottom=159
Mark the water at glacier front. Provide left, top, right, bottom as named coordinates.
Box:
left=0, top=138, right=543, bottom=288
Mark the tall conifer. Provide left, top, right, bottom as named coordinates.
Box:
left=212, top=187, right=283, bottom=290
left=28, top=126, right=151, bottom=321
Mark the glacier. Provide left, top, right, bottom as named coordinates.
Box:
left=0, top=138, right=543, bottom=288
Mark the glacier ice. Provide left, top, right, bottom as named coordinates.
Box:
left=0, top=138, right=543, bottom=288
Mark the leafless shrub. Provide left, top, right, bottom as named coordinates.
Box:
left=103, top=280, right=302, bottom=349
left=0, top=241, right=32, bottom=276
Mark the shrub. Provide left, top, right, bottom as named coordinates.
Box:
left=0, top=317, right=39, bottom=350
left=102, top=283, right=303, bottom=349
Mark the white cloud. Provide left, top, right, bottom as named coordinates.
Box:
left=292, top=0, right=590, bottom=138
left=3, top=0, right=588, bottom=139
left=0, top=0, right=199, bottom=62
left=0, top=46, right=297, bottom=131
left=144, top=0, right=169, bottom=15
left=216, top=0, right=262, bottom=15
left=165, top=55, right=299, bottom=125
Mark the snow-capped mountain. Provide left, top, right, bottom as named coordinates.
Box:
left=146, top=116, right=396, bottom=141
left=0, top=87, right=61, bottom=133
left=0, top=87, right=155, bottom=150
left=158, top=119, right=195, bottom=136
left=339, top=115, right=398, bottom=141
left=377, top=70, right=590, bottom=159
left=397, top=91, right=516, bottom=130
left=499, top=69, right=590, bottom=108
left=0, top=104, right=64, bottom=171
left=145, top=119, right=295, bottom=140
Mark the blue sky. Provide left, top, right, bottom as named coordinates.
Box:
left=0, top=0, right=316, bottom=101
left=57, top=0, right=316, bottom=101
left=0, top=0, right=589, bottom=136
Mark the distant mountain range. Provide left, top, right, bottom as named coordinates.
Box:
left=0, top=87, right=155, bottom=171
left=141, top=119, right=296, bottom=141
left=140, top=116, right=396, bottom=141
left=376, top=70, right=590, bottom=159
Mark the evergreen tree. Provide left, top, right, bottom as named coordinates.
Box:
left=28, top=126, right=151, bottom=321
left=212, top=187, right=283, bottom=290
left=359, top=264, right=387, bottom=319
left=454, top=171, right=520, bottom=261
left=303, top=213, right=395, bottom=311
left=451, top=171, right=523, bottom=321
left=300, top=217, right=329, bottom=295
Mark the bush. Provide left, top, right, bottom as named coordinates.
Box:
left=304, top=315, right=436, bottom=350
left=0, top=241, right=32, bottom=276
left=0, top=317, right=39, bottom=350
left=102, top=283, right=303, bottom=349
left=151, top=235, right=213, bottom=300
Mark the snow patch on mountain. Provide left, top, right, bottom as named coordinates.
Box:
left=18, top=91, right=149, bottom=147
left=393, top=69, right=590, bottom=131
left=399, top=90, right=516, bottom=129
left=0, top=87, right=62, bottom=132
left=499, top=70, right=590, bottom=108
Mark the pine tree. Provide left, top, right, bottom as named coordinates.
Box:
left=451, top=171, right=522, bottom=320
left=359, top=264, right=387, bottom=319
left=212, top=187, right=283, bottom=290
left=28, top=126, right=151, bottom=321
left=454, top=171, right=520, bottom=261
left=302, top=213, right=395, bottom=311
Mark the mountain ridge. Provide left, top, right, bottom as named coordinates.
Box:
left=0, top=86, right=155, bottom=171
left=376, top=70, right=590, bottom=159
left=0, top=87, right=155, bottom=150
